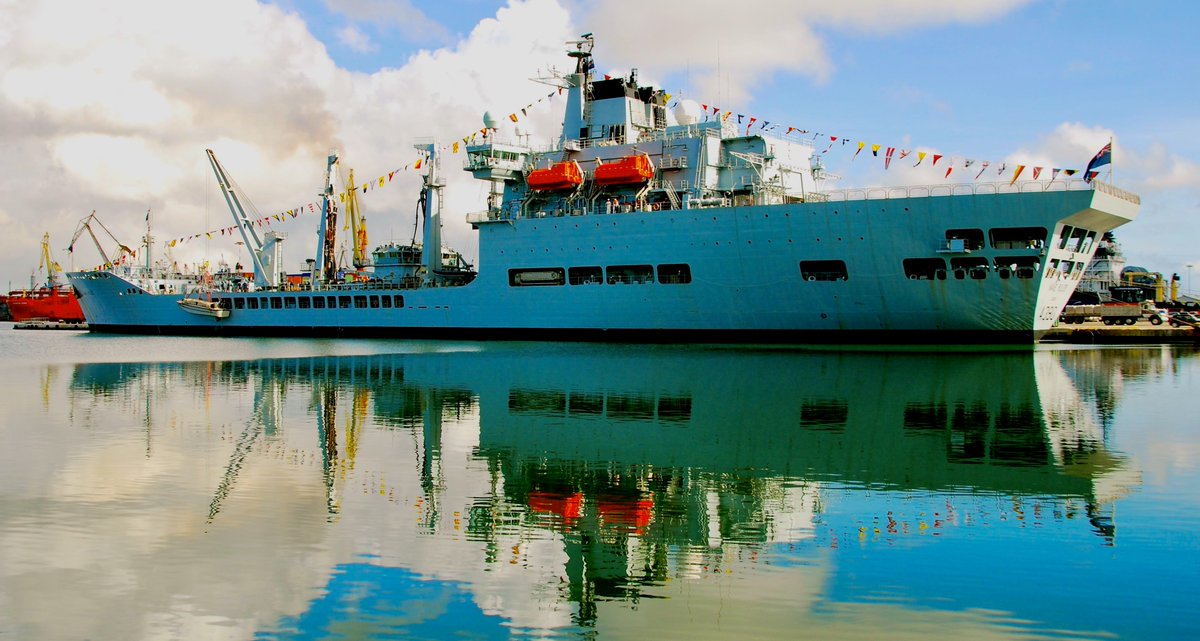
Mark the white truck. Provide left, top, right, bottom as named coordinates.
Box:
left=1059, top=301, right=1165, bottom=326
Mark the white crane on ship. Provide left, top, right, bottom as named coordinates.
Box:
left=206, top=149, right=286, bottom=289
left=67, top=210, right=134, bottom=271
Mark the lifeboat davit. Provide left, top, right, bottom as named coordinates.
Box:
left=527, top=161, right=583, bottom=191
left=594, top=154, right=654, bottom=186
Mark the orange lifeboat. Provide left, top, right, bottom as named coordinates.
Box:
left=594, top=154, right=654, bottom=186
left=527, top=161, right=583, bottom=191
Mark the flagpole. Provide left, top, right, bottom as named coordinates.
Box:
left=1109, top=136, right=1114, bottom=184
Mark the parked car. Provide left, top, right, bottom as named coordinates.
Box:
left=1169, top=311, right=1200, bottom=327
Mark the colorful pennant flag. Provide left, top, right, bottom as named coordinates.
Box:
left=1010, top=165, right=1026, bottom=185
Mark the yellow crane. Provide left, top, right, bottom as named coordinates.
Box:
left=1120, top=271, right=1176, bottom=303
left=37, top=232, right=63, bottom=287
left=342, top=168, right=370, bottom=271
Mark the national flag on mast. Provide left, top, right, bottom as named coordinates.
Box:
left=1084, top=142, right=1112, bottom=183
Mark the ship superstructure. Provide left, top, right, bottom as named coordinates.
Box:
left=68, top=36, right=1140, bottom=343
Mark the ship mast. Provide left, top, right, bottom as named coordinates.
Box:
left=416, top=141, right=442, bottom=286
left=560, top=33, right=594, bottom=148
left=314, top=152, right=339, bottom=288
left=142, top=209, right=153, bottom=289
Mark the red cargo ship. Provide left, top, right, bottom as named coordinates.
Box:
left=7, top=284, right=85, bottom=323
left=7, top=232, right=86, bottom=323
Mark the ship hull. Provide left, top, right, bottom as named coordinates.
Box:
left=68, top=186, right=1137, bottom=345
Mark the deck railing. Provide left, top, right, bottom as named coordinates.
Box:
left=813, top=179, right=1140, bottom=205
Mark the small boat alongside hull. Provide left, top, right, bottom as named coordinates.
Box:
left=178, top=297, right=230, bottom=319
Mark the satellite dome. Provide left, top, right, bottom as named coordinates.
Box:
left=483, top=112, right=500, bottom=129
left=674, top=99, right=702, bottom=125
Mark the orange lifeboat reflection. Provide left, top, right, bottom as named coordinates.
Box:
left=598, top=495, right=654, bottom=533
left=528, top=491, right=584, bottom=522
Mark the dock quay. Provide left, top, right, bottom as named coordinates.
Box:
left=1042, top=321, right=1199, bottom=344
left=13, top=320, right=89, bottom=331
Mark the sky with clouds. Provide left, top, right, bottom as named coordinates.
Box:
left=2, top=0, right=1198, bottom=292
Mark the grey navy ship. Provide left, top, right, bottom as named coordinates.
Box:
left=68, top=35, right=1141, bottom=344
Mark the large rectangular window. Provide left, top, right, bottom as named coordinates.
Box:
left=946, top=228, right=986, bottom=251
left=992, top=256, right=1041, bottom=279
left=989, top=226, right=1048, bottom=250
left=270, top=297, right=283, bottom=309
left=568, top=266, right=603, bottom=285
left=284, top=297, right=297, bottom=309
left=903, top=258, right=947, bottom=281
left=339, top=296, right=351, bottom=309
left=354, top=296, right=368, bottom=309
left=509, top=268, right=565, bottom=286
left=313, top=296, right=326, bottom=309
left=800, top=260, right=849, bottom=282
left=657, top=264, right=692, bottom=284
left=606, top=265, right=654, bottom=284
left=298, top=297, right=311, bottom=309
left=247, top=298, right=260, bottom=310
left=951, top=257, right=990, bottom=280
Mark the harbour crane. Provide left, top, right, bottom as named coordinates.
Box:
left=342, top=167, right=371, bottom=271
left=37, top=232, right=63, bottom=287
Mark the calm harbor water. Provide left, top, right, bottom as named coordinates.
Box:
left=0, top=324, right=1197, bottom=640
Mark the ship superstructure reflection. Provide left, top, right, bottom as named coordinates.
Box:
left=59, top=346, right=1141, bottom=638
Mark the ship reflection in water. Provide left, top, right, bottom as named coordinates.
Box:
left=8, top=344, right=1195, bottom=640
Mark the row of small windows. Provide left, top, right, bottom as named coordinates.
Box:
left=903, top=257, right=1042, bottom=280
left=943, top=225, right=1097, bottom=253
left=946, top=227, right=1048, bottom=251
left=225, top=294, right=406, bottom=310
left=512, top=256, right=1059, bottom=286
left=806, top=257, right=1041, bottom=282
left=509, top=264, right=692, bottom=287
